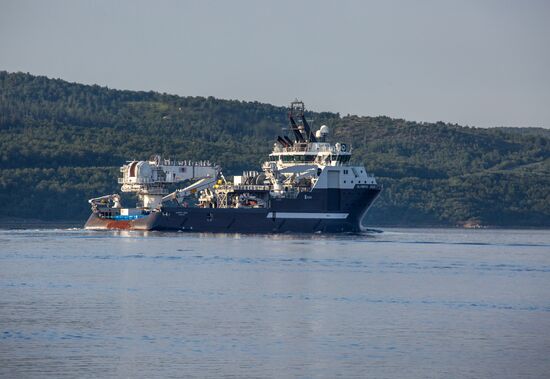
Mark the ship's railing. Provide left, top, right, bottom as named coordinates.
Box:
left=232, top=184, right=312, bottom=196
left=119, top=177, right=157, bottom=184
left=271, top=143, right=352, bottom=154
left=154, top=159, right=214, bottom=167
left=119, top=177, right=154, bottom=184
left=234, top=184, right=271, bottom=191
left=118, top=177, right=174, bottom=184
left=167, top=160, right=213, bottom=167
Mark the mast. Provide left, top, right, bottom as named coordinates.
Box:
left=288, top=100, right=317, bottom=143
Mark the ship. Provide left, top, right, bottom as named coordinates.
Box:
left=84, top=101, right=381, bottom=233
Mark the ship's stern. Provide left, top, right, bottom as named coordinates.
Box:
left=84, top=211, right=157, bottom=230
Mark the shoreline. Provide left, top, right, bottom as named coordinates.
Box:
left=0, top=218, right=548, bottom=231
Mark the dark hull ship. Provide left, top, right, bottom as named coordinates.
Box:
left=85, top=101, right=381, bottom=233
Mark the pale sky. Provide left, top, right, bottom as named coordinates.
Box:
left=1, top=0, right=549, bottom=128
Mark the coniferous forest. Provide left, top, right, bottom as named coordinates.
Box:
left=1, top=71, right=549, bottom=226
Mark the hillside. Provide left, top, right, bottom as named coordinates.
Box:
left=1, top=71, right=549, bottom=227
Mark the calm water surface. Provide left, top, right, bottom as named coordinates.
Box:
left=1, top=228, right=549, bottom=378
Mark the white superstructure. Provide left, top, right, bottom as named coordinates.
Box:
left=253, top=101, right=377, bottom=196
left=118, top=155, right=219, bottom=209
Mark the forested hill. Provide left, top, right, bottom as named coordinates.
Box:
left=1, top=71, right=549, bottom=227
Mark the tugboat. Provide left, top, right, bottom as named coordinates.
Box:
left=84, top=101, right=381, bottom=233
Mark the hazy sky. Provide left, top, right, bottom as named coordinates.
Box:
left=1, top=0, right=549, bottom=127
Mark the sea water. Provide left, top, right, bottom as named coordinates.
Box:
left=0, top=228, right=549, bottom=378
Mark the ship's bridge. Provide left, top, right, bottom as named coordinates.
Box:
left=269, top=141, right=351, bottom=167
left=270, top=100, right=354, bottom=168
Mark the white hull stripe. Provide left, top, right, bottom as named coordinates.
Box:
left=266, top=212, right=349, bottom=219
